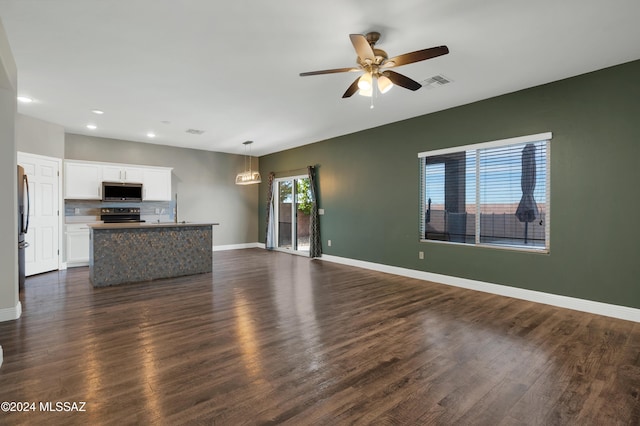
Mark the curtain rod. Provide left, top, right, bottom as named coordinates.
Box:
left=271, top=166, right=309, bottom=175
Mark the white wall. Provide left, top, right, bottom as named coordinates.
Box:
left=0, top=19, right=20, bottom=331
left=16, top=114, right=65, bottom=158
left=65, top=134, right=259, bottom=246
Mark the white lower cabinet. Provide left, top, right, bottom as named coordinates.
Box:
left=66, top=224, right=90, bottom=267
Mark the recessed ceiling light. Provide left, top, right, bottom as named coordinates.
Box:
left=86, top=124, right=97, bottom=130
left=91, top=109, right=104, bottom=115
left=17, top=96, right=33, bottom=103
left=147, top=132, right=156, bottom=138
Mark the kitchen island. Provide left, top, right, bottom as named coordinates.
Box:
left=88, top=222, right=219, bottom=287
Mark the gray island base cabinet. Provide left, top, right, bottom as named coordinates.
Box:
left=88, top=222, right=218, bottom=287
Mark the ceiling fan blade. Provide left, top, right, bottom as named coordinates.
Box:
left=342, top=76, right=362, bottom=98
left=349, top=34, right=375, bottom=62
left=382, top=70, right=422, bottom=91
left=300, top=67, right=359, bottom=76
left=382, top=46, right=449, bottom=68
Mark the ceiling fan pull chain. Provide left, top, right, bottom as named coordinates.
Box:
left=370, top=77, right=376, bottom=109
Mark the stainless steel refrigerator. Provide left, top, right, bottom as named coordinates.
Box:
left=18, top=165, right=30, bottom=289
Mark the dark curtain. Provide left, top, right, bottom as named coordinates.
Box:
left=307, top=166, right=322, bottom=258
left=265, top=172, right=276, bottom=249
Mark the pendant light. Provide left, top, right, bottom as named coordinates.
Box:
left=235, top=141, right=262, bottom=185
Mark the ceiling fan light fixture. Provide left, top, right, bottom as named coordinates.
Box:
left=357, top=72, right=372, bottom=90
left=358, top=86, right=373, bottom=97
left=377, top=74, right=393, bottom=94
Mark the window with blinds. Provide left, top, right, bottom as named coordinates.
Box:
left=419, top=132, right=550, bottom=252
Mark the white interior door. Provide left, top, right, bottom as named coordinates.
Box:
left=18, top=152, right=61, bottom=276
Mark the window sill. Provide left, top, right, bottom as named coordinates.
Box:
left=419, top=238, right=549, bottom=254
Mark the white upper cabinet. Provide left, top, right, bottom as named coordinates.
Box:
left=64, top=161, right=102, bottom=199
left=143, top=168, right=172, bottom=201
left=65, top=160, right=172, bottom=201
left=102, top=165, right=144, bottom=183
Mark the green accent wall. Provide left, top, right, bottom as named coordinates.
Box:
left=259, top=60, right=640, bottom=309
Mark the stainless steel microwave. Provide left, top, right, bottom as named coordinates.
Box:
left=102, top=182, right=143, bottom=202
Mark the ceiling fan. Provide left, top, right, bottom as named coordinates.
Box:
left=300, top=32, right=449, bottom=98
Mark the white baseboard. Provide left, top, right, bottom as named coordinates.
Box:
left=320, top=254, right=640, bottom=323
left=0, top=301, right=22, bottom=322
left=66, top=261, right=89, bottom=268
left=214, top=242, right=262, bottom=251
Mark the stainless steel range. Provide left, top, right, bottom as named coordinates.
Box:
left=100, top=207, right=145, bottom=223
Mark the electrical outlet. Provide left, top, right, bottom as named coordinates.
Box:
left=74, top=208, right=80, bottom=215
left=318, top=208, right=325, bottom=215
left=155, top=208, right=160, bottom=214
left=419, top=251, right=424, bottom=260
left=327, top=239, right=332, bottom=247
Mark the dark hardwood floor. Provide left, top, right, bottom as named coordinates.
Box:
left=1, top=248, right=639, bottom=425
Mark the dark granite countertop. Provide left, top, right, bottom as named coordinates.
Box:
left=88, top=222, right=219, bottom=229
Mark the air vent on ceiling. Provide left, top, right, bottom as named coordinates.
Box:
left=422, top=74, right=452, bottom=89
left=185, top=128, right=205, bottom=135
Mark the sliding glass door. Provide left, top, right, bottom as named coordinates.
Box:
left=275, top=176, right=311, bottom=253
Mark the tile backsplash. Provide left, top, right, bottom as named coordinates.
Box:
left=65, top=200, right=174, bottom=223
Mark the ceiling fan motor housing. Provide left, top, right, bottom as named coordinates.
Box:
left=365, top=31, right=381, bottom=45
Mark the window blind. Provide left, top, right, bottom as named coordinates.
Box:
left=419, top=133, right=551, bottom=252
